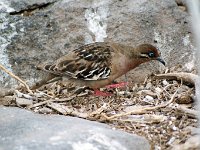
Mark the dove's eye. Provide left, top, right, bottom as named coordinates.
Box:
left=148, top=52, right=155, bottom=58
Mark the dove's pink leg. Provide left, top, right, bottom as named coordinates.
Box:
left=93, top=90, right=113, bottom=96
left=93, top=82, right=128, bottom=96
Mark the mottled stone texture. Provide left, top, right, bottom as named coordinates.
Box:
left=0, top=106, right=150, bottom=150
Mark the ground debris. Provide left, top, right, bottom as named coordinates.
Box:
left=1, top=66, right=199, bottom=149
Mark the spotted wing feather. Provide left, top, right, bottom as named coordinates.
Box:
left=40, top=42, right=112, bottom=80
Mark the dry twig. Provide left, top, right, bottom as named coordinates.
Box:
left=172, top=104, right=198, bottom=118
left=103, top=85, right=180, bottom=120
left=154, top=72, right=198, bottom=86
left=89, top=103, right=108, bottom=117
left=47, top=102, right=88, bottom=118
left=28, top=95, right=76, bottom=109
left=114, top=114, right=167, bottom=124
left=0, top=64, right=33, bottom=94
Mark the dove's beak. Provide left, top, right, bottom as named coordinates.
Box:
left=156, top=57, right=165, bottom=66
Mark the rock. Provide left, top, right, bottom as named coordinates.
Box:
left=145, top=95, right=154, bottom=101
left=0, top=106, right=150, bottom=150
left=162, top=80, right=169, bottom=86
left=0, top=0, right=194, bottom=87
left=15, top=97, right=33, bottom=106
left=175, top=94, right=193, bottom=104
left=0, top=96, right=15, bottom=105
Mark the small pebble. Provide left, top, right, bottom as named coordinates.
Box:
left=162, top=80, right=169, bottom=86
left=162, top=130, right=166, bottom=134
left=176, top=94, right=193, bottom=104
left=170, top=117, right=176, bottom=121
left=16, top=97, right=33, bottom=106
left=172, top=126, right=177, bottom=131
left=145, top=95, right=154, bottom=101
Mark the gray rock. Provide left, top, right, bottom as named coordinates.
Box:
left=0, top=106, right=150, bottom=150
left=0, top=0, right=193, bottom=87
left=15, top=97, right=33, bottom=106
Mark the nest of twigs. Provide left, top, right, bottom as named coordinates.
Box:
left=0, top=64, right=199, bottom=150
